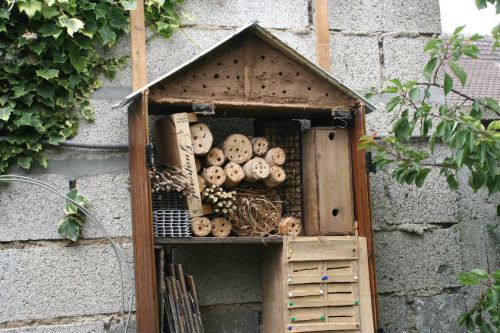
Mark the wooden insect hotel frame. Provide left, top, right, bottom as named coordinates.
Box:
left=120, top=21, right=379, bottom=333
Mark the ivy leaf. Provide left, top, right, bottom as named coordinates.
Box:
left=121, top=0, right=137, bottom=10
left=36, top=154, right=48, bottom=168
left=36, top=68, right=59, bottom=80
left=469, top=171, right=486, bottom=191
left=444, top=73, right=453, bottom=96
left=423, top=57, right=438, bottom=82
left=415, top=168, right=431, bottom=188
left=18, top=0, right=42, bottom=18
left=81, top=102, right=95, bottom=122
left=64, top=203, right=78, bottom=215
left=0, top=107, right=13, bottom=121
left=67, top=188, right=87, bottom=206
left=98, top=26, right=117, bottom=46
left=57, top=217, right=81, bottom=242
left=58, top=15, right=85, bottom=37
left=449, top=61, right=467, bottom=86
left=17, top=156, right=33, bottom=169
left=447, top=174, right=459, bottom=190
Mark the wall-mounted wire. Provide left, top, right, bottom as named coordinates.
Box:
left=0, top=175, right=133, bottom=333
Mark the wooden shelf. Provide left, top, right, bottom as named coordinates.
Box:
left=155, top=236, right=284, bottom=245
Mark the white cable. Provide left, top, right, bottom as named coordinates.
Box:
left=0, top=175, right=134, bottom=333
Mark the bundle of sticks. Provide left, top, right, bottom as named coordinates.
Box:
left=161, top=264, right=203, bottom=333
left=149, top=164, right=194, bottom=197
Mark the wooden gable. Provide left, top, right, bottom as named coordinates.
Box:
left=148, top=32, right=357, bottom=116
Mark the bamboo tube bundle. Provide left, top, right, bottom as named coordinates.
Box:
left=264, top=147, right=286, bottom=166
left=263, top=165, right=286, bottom=188
left=149, top=165, right=194, bottom=197
left=243, top=157, right=270, bottom=182
left=223, top=162, right=245, bottom=188
left=223, top=134, right=252, bottom=164
left=205, top=147, right=225, bottom=167
left=202, top=185, right=237, bottom=214
left=211, top=217, right=232, bottom=237
left=190, top=123, right=213, bottom=155
left=201, top=166, right=226, bottom=187
left=251, top=137, right=269, bottom=156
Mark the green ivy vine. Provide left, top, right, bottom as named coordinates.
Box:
left=0, top=0, right=184, bottom=174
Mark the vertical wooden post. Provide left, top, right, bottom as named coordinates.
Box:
left=128, top=1, right=160, bottom=332
left=350, top=104, right=379, bottom=329
left=315, top=0, right=332, bottom=71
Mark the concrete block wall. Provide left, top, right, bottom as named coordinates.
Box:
left=1, top=1, right=498, bottom=332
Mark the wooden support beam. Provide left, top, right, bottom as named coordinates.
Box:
left=128, top=1, right=159, bottom=332
left=350, top=104, right=379, bottom=330
left=315, top=0, right=332, bottom=71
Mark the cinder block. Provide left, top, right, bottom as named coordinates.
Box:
left=330, top=34, right=381, bottom=91
left=375, top=229, right=463, bottom=293
left=328, top=0, right=441, bottom=34
left=180, top=0, right=309, bottom=29
left=377, top=295, right=410, bottom=333
left=383, top=37, right=432, bottom=84
left=0, top=322, right=104, bottom=333
left=0, top=174, right=69, bottom=242
left=172, top=245, right=263, bottom=306
left=200, top=305, right=261, bottom=333
left=76, top=172, right=132, bottom=239
left=69, top=98, right=128, bottom=145
left=370, top=169, right=460, bottom=226
left=413, top=293, right=466, bottom=333
left=0, top=243, right=134, bottom=323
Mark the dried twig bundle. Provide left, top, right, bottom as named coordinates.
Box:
left=226, top=185, right=283, bottom=236
left=149, top=165, right=194, bottom=197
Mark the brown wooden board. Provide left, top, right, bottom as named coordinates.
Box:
left=302, top=128, right=354, bottom=235
left=262, top=244, right=286, bottom=333
left=148, top=34, right=356, bottom=113
left=155, top=114, right=203, bottom=217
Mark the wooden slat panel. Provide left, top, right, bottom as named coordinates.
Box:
left=287, top=300, right=357, bottom=308
left=316, top=129, right=354, bottom=235
left=302, top=130, right=320, bottom=235
left=287, top=322, right=359, bottom=332
left=288, top=274, right=357, bottom=285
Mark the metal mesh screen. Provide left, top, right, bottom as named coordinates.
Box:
left=152, top=191, right=191, bottom=237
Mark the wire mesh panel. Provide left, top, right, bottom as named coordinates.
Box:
left=255, top=120, right=303, bottom=219
left=152, top=191, right=191, bottom=237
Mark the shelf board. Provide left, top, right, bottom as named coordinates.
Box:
left=154, top=236, right=284, bottom=245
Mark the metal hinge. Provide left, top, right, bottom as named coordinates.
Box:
left=365, top=151, right=376, bottom=173
left=146, top=143, right=155, bottom=168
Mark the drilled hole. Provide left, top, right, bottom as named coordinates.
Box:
left=203, top=84, right=207, bottom=88
left=332, top=209, right=339, bottom=217
left=214, top=74, right=219, bottom=79
left=282, top=90, right=286, bottom=94
left=329, top=132, right=335, bottom=140
left=217, top=62, right=222, bottom=66
left=236, top=75, right=240, bottom=80
left=325, top=92, right=329, bottom=97
left=192, top=75, right=196, bottom=78
left=261, top=85, right=266, bottom=89
left=227, top=87, right=231, bottom=90
left=183, top=89, right=187, bottom=92
left=279, top=72, right=283, bottom=76
left=233, top=59, right=238, bottom=64
left=296, top=72, right=300, bottom=76
left=226, top=75, right=230, bottom=79
left=261, top=55, right=265, bottom=60
left=307, top=87, right=311, bottom=91
left=160, top=85, right=165, bottom=90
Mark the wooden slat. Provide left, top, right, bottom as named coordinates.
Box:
left=288, top=289, right=323, bottom=298
left=302, top=130, right=320, bottom=235
left=262, top=244, right=286, bottom=333
left=350, top=105, right=378, bottom=328
left=287, top=238, right=358, bottom=261
left=359, top=237, right=375, bottom=333
left=287, top=322, right=359, bottom=332
left=327, top=283, right=356, bottom=293
left=154, top=236, right=283, bottom=245
left=287, top=300, right=357, bottom=308
left=315, top=0, right=332, bottom=72
left=288, top=274, right=357, bottom=285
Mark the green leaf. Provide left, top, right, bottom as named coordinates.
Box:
left=67, top=188, right=87, bottom=206
left=444, top=73, right=453, bottom=96
left=415, top=168, right=431, bottom=188
left=479, top=323, right=494, bottom=333
left=81, top=103, right=95, bottom=122
left=449, top=61, right=467, bottom=86
left=98, top=26, right=117, bottom=46
left=58, top=15, right=85, bottom=37
left=471, top=101, right=482, bottom=119
left=447, top=174, right=459, bottom=190
left=386, top=96, right=401, bottom=112
left=470, top=268, right=489, bottom=278
left=18, top=0, right=42, bottom=18
left=459, top=272, right=482, bottom=285
left=394, top=113, right=411, bottom=141
left=0, top=107, right=13, bottom=121
left=453, top=25, right=466, bottom=35
left=57, top=217, right=81, bottom=242
left=36, top=68, right=59, bottom=80
left=64, top=203, right=78, bottom=215
left=121, top=0, right=137, bottom=10
left=469, top=171, right=486, bottom=191
left=409, top=87, right=420, bottom=102
left=423, top=57, right=438, bottom=82
left=17, top=156, right=33, bottom=169
left=424, top=38, right=441, bottom=53
left=487, top=120, right=500, bottom=131
left=485, top=97, right=499, bottom=112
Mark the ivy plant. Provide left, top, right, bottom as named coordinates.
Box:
left=458, top=269, right=500, bottom=332
left=0, top=0, right=184, bottom=174
left=58, top=188, right=89, bottom=241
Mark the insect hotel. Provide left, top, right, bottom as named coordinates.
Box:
left=118, top=22, right=378, bottom=333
